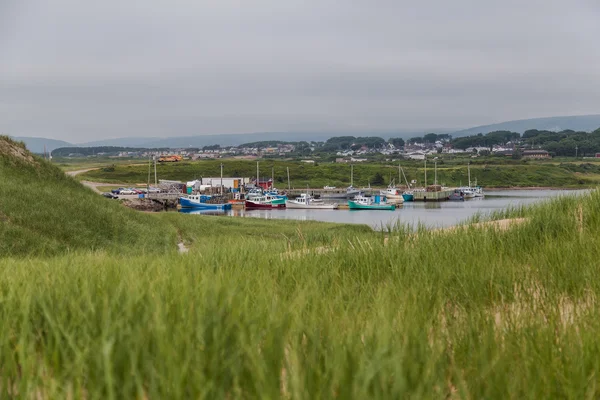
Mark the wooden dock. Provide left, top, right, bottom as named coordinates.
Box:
left=411, top=190, right=453, bottom=201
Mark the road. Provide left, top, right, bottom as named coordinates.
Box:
left=66, top=168, right=139, bottom=194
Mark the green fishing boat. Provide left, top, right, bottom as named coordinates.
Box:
left=348, top=195, right=396, bottom=210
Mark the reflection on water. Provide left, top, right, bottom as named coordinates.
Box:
left=178, top=190, right=588, bottom=230
left=178, top=208, right=227, bottom=216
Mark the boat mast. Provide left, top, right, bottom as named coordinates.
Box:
left=351, top=164, right=354, bottom=187
left=256, top=162, right=259, bottom=190
left=220, top=163, right=224, bottom=196
left=468, top=162, right=471, bottom=187
left=287, top=167, right=291, bottom=190
left=424, top=158, right=427, bottom=187
left=400, top=166, right=411, bottom=189
left=434, top=159, right=437, bottom=186
left=271, top=167, right=274, bottom=190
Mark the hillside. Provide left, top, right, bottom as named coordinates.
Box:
left=0, top=136, right=362, bottom=257
left=452, top=114, right=600, bottom=137
left=0, top=136, right=179, bottom=256
left=12, top=136, right=73, bottom=153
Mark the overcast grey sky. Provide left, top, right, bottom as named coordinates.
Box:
left=1, top=0, right=599, bottom=142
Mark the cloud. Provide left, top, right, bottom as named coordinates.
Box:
left=1, top=0, right=599, bottom=142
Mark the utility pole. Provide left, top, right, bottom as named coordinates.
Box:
left=147, top=154, right=151, bottom=195
left=154, top=155, right=157, bottom=186
left=220, top=163, right=224, bottom=196
left=424, top=158, right=427, bottom=187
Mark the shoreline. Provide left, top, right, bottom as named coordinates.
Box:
left=485, top=186, right=590, bottom=191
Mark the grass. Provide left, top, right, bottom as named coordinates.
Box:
left=71, top=158, right=600, bottom=188
left=4, top=136, right=600, bottom=398
left=0, top=137, right=367, bottom=257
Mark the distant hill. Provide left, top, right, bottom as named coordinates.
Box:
left=12, top=136, right=73, bottom=154
left=78, top=130, right=450, bottom=148
left=79, top=137, right=161, bottom=147
left=452, top=115, right=600, bottom=137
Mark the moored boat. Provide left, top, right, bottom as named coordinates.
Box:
left=348, top=195, right=396, bottom=210
left=180, top=195, right=232, bottom=210
left=380, top=186, right=405, bottom=202
left=402, top=191, right=414, bottom=202
left=447, top=189, right=465, bottom=201
left=286, top=193, right=338, bottom=209
left=245, top=194, right=286, bottom=209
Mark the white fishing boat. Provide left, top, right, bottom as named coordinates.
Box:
left=458, top=164, right=484, bottom=198
left=286, top=193, right=338, bottom=209
left=379, top=186, right=405, bottom=204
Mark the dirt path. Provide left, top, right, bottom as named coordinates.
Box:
left=66, top=167, right=101, bottom=177
left=67, top=168, right=141, bottom=194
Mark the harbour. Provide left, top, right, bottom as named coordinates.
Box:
left=179, top=189, right=586, bottom=230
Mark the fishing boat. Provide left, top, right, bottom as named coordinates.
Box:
left=458, top=164, right=484, bottom=198
left=447, top=189, right=465, bottom=201
left=321, top=164, right=362, bottom=199
left=402, top=192, right=414, bottom=202
left=398, top=164, right=414, bottom=202
left=180, top=194, right=232, bottom=210
left=348, top=195, right=396, bottom=210
left=265, top=188, right=288, bottom=201
left=286, top=193, right=338, bottom=209
left=245, top=194, right=286, bottom=209
left=457, top=187, right=476, bottom=199
left=380, top=185, right=405, bottom=202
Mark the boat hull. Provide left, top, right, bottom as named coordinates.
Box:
left=286, top=201, right=338, bottom=209
left=402, top=193, right=414, bottom=202
left=180, top=197, right=232, bottom=210
left=245, top=200, right=286, bottom=209
left=348, top=201, right=396, bottom=210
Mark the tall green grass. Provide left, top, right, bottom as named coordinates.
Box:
left=0, top=137, right=368, bottom=257
left=4, top=137, right=600, bottom=397
left=1, top=190, right=600, bottom=398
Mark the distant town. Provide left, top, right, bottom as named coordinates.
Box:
left=48, top=127, right=600, bottom=161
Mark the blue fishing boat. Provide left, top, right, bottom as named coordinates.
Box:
left=179, top=194, right=232, bottom=210
left=402, top=191, right=414, bottom=202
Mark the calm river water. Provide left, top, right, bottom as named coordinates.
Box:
left=180, top=190, right=587, bottom=230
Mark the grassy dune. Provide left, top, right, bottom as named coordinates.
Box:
left=3, top=137, right=600, bottom=398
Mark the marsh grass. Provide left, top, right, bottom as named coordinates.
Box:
left=1, top=191, right=600, bottom=398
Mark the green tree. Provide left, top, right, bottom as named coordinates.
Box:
left=388, top=138, right=405, bottom=148
left=372, top=172, right=384, bottom=185
left=423, top=133, right=438, bottom=143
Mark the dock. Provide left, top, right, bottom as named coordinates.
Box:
left=285, top=188, right=454, bottom=202
left=411, top=189, right=454, bottom=202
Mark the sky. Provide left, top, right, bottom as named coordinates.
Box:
left=1, top=0, right=599, bottom=143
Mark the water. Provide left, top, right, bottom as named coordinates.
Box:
left=180, top=190, right=587, bottom=230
